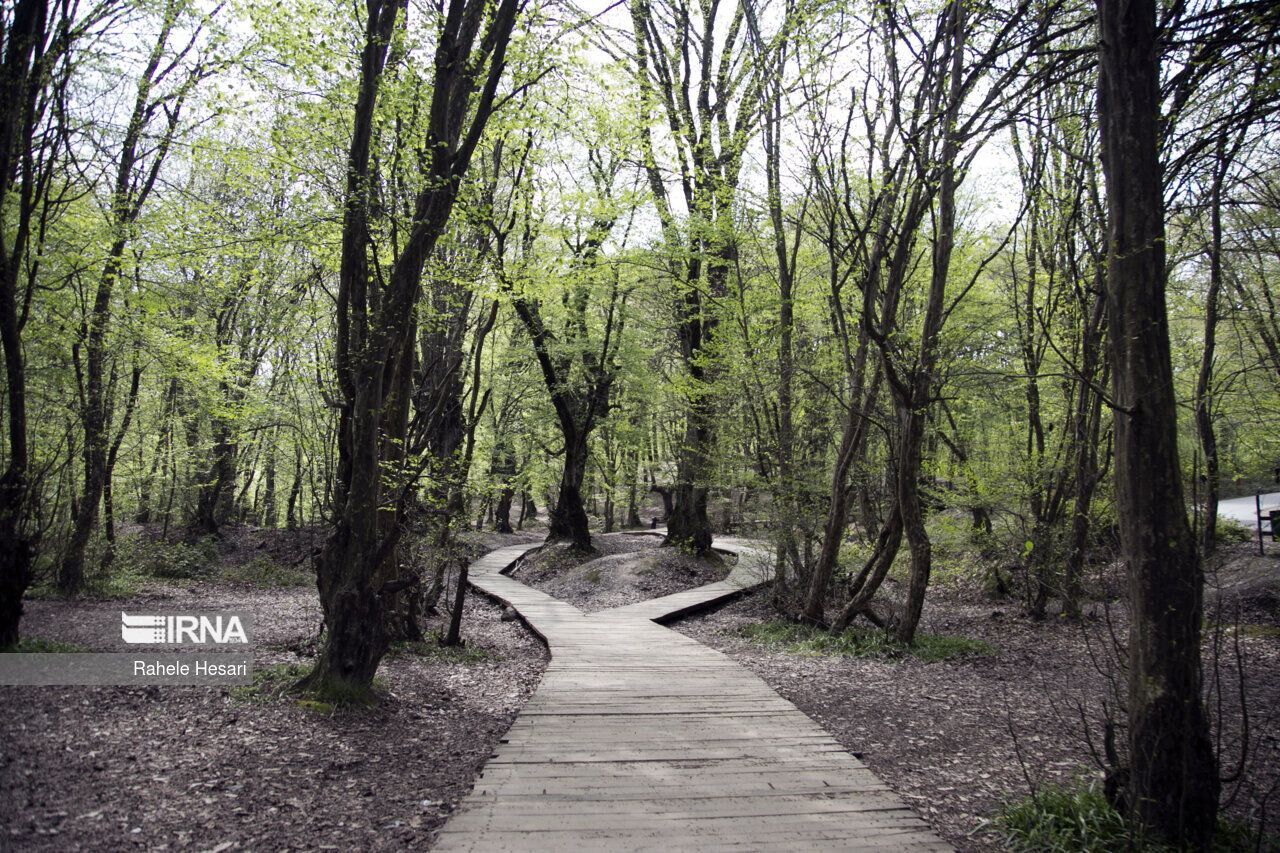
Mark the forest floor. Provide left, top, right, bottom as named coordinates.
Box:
left=0, top=526, right=549, bottom=851
left=510, top=530, right=732, bottom=612
left=675, top=542, right=1280, bottom=852
left=6, top=525, right=1276, bottom=851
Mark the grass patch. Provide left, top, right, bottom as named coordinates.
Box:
left=996, top=783, right=1280, bottom=852
left=222, top=556, right=310, bottom=588
left=295, top=672, right=384, bottom=710
left=1, top=637, right=88, bottom=653
left=996, top=784, right=1128, bottom=852
left=230, top=662, right=310, bottom=703
left=584, top=566, right=603, bottom=584
left=737, top=620, right=994, bottom=662
left=231, top=661, right=386, bottom=711
left=386, top=635, right=493, bottom=664
left=1230, top=623, right=1280, bottom=640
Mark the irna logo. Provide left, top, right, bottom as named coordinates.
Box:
left=121, top=612, right=249, bottom=645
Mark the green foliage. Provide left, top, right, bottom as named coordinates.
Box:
left=737, top=620, right=994, bottom=662
left=996, top=783, right=1280, bottom=852
left=1, top=637, right=88, bottom=653
left=221, top=556, right=310, bottom=588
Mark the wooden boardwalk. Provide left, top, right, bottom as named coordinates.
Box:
left=434, top=535, right=950, bottom=852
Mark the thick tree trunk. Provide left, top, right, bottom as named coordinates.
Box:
left=304, top=366, right=394, bottom=690
left=548, top=434, right=592, bottom=552
left=305, top=0, right=519, bottom=692
left=59, top=427, right=107, bottom=593
left=190, top=409, right=236, bottom=537
left=494, top=487, right=514, bottom=533
left=0, top=0, right=49, bottom=649
left=1097, top=0, right=1218, bottom=841
left=666, top=389, right=714, bottom=553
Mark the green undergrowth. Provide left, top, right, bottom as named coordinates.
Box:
left=1, top=637, right=88, bottom=653
left=1215, top=518, right=1255, bottom=544
left=124, top=536, right=219, bottom=580
left=386, top=634, right=493, bottom=664
left=738, top=620, right=994, bottom=662
left=1226, top=623, right=1280, bottom=640
left=996, top=784, right=1279, bottom=852
left=221, top=555, right=310, bottom=588
left=28, top=535, right=310, bottom=599
left=231, top=661, right=385, bottom=712
left=28, top=561, right=149, bottom=599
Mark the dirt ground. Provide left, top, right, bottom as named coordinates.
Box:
left=510, top=531, right=731, bottom=612
left=674, top=545, right=1280, bottom=851
left=0, top=531, right=549, bottom=852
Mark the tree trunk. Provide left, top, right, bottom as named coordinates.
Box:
left=548, top=433, right=592, bottom=552
left=834, top=504, right=904, bottom=630
left=666, top=383, right=714, bottom=553
left=892, top=0, right=965, bottom=646
left=494, top=487, right=514, bottom=533
left=625, top=452, right=642, bottom=528
left=190, top=405, right=236, bottom=537
left=802, top=345, right=879, bottom=624
left=303, top=0, right=520, bottom=693
left=59, top=420, right=107, bottom=593
left=517, top=491, right=534, bottom=529
left=1195, top=141, right=1230, bottom=555
left=286, top=445, right=303, bottom=529
left=1063, top=292, right=1107, bottom=620
left=1097, top=0, right=1218, bottom=841
left=442, top=558, right=468, bottom=647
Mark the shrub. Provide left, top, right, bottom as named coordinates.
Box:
left=996, top=784, right=1128, bottom=852
left=1216, top=517, right=1254, bottom=544
left=996, top=783, right=1280, bottom=852
left=222, top=556, right=310, bottom=588
left=737, top=620, right=993, bottom=662
left=113, top=535, right=217, bottom=581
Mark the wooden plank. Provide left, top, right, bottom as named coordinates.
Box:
left=433, top=534, right=950, bottom=851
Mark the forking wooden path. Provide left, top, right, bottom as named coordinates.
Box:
left=434, top=532, right=951, bottom=852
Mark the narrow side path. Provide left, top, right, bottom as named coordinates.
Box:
left=435, top=535, right=951, bottom=852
